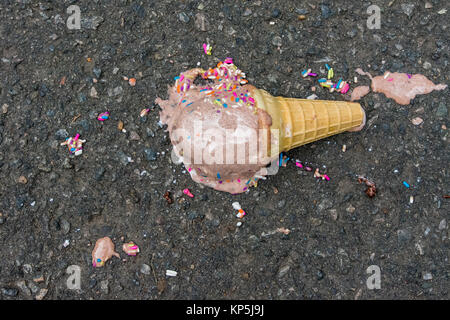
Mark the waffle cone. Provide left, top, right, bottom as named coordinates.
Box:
left=252, top=88, right=365, bottom=155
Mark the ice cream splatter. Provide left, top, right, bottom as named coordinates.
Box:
left=350, top=86, right=370, bottom=101
left=122, top=241, right=140, bottom=256
left=92, top=237, right=120, bottom=267
left=355, top=68, right=447, bottom=105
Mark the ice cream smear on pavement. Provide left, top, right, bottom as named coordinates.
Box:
left=355, top=68, right=447, bottom=105
left=92, top=237, right=120, bottom=267
left=155, top=59, right=366, bottom=193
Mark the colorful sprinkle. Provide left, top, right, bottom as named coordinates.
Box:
left=183, top=188, right=194, bottom=198
left=97, top=111, right=110, bottom=121
left=140, top=108, right=150, bottom=117
left=203, top=43, right=212, bottom=55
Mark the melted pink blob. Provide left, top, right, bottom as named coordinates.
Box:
left=350, top=86, right=370, bottom=101
left=356, top=69, right=447, bottom=105
left=92, top=237, right=120, bottom=267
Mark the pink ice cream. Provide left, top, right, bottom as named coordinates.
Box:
left=350, top=86, right=370, bottom=102
left=155, top=60, right=273, bottom=194
left=92, top=237, right=120, bottom=267
left=355, top=68, right=447, bottom=105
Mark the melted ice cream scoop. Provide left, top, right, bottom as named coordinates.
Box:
left=92, top=237, right=120, bottom=267
left=355, top=68, right=447, bottom=105
left=156, top=60, right=273, bottom=194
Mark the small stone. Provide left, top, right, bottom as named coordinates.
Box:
left=271, top=8, right=281, bottom=18
left=100, top=280, right=109, bottom=294
left=144, top=148, right=157, bottom=161
left=425, top=2, right=432, bottom=9
left=1, top=288, right=18, bottom=297
left=318, top=199, right=333, bottom=211
left=18, top=175, right=28, bottom=184
left=94, top=167, right=106, bottom=181
left=316, top=270, right=325, bottom=280
left=401, top=3, right=415, bottom=18
left=80, top=16, right=104, bottom=30
left=60, top=218, right=70, bottom=234
left=423, top=273, right=432, bottom=280
left=329, top=209, right=338, bottom=221
left=129, top=131, right=140, bottom=141
left=90, top=86, right=98, bottom=98
left=93, top=67, right=102, bottom=78
left=157, top=279, right=167, bottom=294
left=194, top=13, right=209, bottom=31
left=415, top=243, right=424, bottom=255
left=295, top=8, right=309, bottom=15
left=62, top=158, right=73, bottom=169
left=411, top=117, right=423, bottom=125
left=320, top=4, right=332, bottom=19
left=118, top=151, right=133, bottom=165
left=112, top=67, right=119, bottom=75
left=88, top=278, right=97, bottom=289
left=178, top=12, right=190, bottom=23
left=55, top=129, right=69, bottom=139
left=422, top=61, right=432, bottom=70
left=38, top=164, right=52, bottom=173
left=1, top=103, right=8, bottom=114
left=22, top=264, right=32, bottom=274
left=438, top=219, right=447, bottom=230
left=35, top=288, right=48, bottom=300
left=346, top=204, right=356, bottom=213
left=140, top=264, right=151, bottom=275
left=278, top=265, right=290, bottom=278
left=310, top=217, right=322, bottom=226
left=243, top=8, right=252, bottom=16
left=271, top=36, right=282, bottom=47
left=146, top=128, right=155, bottom=137
left=16, top=281, right=31, bottom=296
left=277, top=199, right=286, bottom=208
left=28, top=282, right=39, bottom=294
left=435, top=103, right=447, bottom=118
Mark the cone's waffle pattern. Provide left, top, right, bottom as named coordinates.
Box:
left=253, top=89, right=364, bottom=152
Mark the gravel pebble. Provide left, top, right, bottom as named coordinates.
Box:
left=435, top=103, right=447, bottom=118
left=140, top=264, right=151, bottom=275
left=1, top=288, right=18, bottom=297
left=144, top=148, right=157, bottom=161
left=179, top=12, right=190, bottom=23
left=272, top=36, right=282, bottom=47
left=35, top=288, right=48, bottom=300
left=401, top=4, right=415, bottom=18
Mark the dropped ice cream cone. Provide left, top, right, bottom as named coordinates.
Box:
left=156, top=59, right=366, bottom=194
